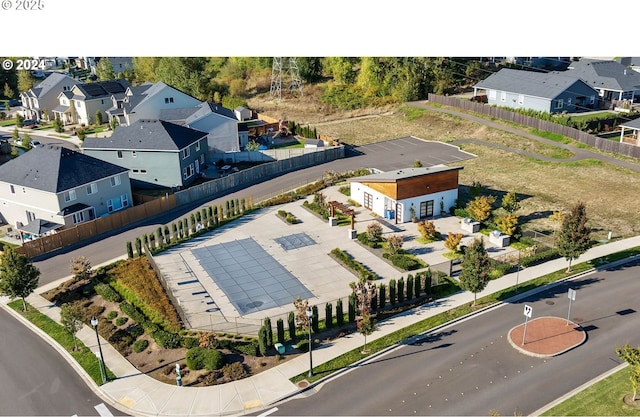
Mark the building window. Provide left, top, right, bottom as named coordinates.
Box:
left=117, top=150, right=123, bottom=159
left=363, top=192, right=373, bottom=210
left=183, top=164, right=194, bottom=179
left=73, top=211, right=85, bottom=224
left=110, top=175, right=121, bottom=187
left=164, top=97, right=174, bottom=104
left=500, top=91, right=506, bottom=102
left=195, top=140, right=201, bottom=152
left=567, top=97, right=572, bottom=105
left=64, top=189, right=77, bottom=202
left=555, top=99, right=563, bottom=109
left=590, top=95, right=595, bottom=104
left=182, top=147, right=190, bottom=159
left=86, top=182, right=97, bottom=195
left=200, top=154, right=205, bottom=164
left=10, top=185, right=15, bottom=194
left=488, top=90, right=497, bottom=100
left=107, top=195, right=128, bottom=213
left=122, top=194, right=129, bottom=207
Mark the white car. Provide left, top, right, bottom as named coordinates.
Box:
left=31, top=140, right=41, bottom=148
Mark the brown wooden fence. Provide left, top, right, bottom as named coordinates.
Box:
left=17, top=194, right=176, bottom=258
left=427, top=94, right=640, bottom=159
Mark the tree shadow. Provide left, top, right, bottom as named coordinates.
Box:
left=504, top=276, right=602, bottom=304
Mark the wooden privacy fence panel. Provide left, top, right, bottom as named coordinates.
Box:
left=17, top=194, right=177, bottom=258
left=427, top=94, right=640, bottom=159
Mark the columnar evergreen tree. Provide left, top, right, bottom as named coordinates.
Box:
left=414, top=272, right=421, bottom=297
left=207, top=206, right=213, bottom=227
left=172, top=223, right=178, bottom=241
left=407, top=275, right=414, bottom=300
left=424, top=269, right=432, bottom=295
left=212, top=206, right=219, bottom=225
left=397, top=277, right=405, bottom=303
left=126, top=241, right=134, bottom=258
left=258, top=326, right=268, bottom=356
left=287, top=311, right=296, bottom=340
left=135, top=237, right=142, bottom=257
left=163, top=225, right=170, bottom=243
left=156, top=227, right=163, bottom=248
left=182, top=218, right=189, bottom=235
left=336, top=298, right=344, bottom=327
left=379, top=284, right=386, bottom=309
left=0, top=247, right=40, bottom=311
left=263, top=317, right=273, bottom=348
left=218, top=204, right=224, bottom=221
left=190, top=213, right=197, bottom=233
left=348, top=293, right=356, bottom=323
left=276, top=318, right=285, bottom=344
left=311, top=305, right=319, bottom=333
left=557, top=202, right=591, bottom=272
left=459, top=237, right=491, bottom=306
left=325, top=303, right=333, bottom=329
left=389, top=279, right=397, bottom=305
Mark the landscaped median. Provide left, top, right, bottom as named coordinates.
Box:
left=290, top=247, right=640, bottom=384
left=6, top=300, right=116, bottom=386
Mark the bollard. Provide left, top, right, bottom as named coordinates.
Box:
left=176, top=375, right=182, bottom=387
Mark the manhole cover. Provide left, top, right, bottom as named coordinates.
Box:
left=545, top=301, right=555, bottom=305
left=297, top=380, right=309, bottom=388
left=245, top=301, right=264, bottom=309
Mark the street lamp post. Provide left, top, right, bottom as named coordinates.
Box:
left=306, top=306, right=313, bottom=378
left=91, top=316, right=107, bottom=384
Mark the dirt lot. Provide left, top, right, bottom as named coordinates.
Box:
left=248, top=90, right=640, bottom=240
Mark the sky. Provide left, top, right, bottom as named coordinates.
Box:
left=2, top=0, right=639, bottom=58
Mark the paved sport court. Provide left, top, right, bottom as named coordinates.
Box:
left=192, top=237, right=314, bottom=315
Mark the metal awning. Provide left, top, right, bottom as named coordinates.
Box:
left=18, top=219, right=63, bottom=236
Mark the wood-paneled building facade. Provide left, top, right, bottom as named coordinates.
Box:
left=349, top=165, right=462, bottom=223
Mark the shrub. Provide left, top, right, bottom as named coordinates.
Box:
left=222, top=362, right=250, bottom=380
left=520, top=249, right=561, bottom=268
left=382, top=253, right=421, bottom=271
left=386, top=235, right=404, bottom=254
left=115, top=317, right=128, bottom=326
left=106, top=310, right=118, bottom=320
left=454, top=208, right=471, bottom=218
left=357, top=232, right=380, bottom=248
left=296, top=339, right=309, bottom=353
left=186, top=347, right=227, bottom=371
left=181, top=336, right=199, bottom=349
left=366, top=222, right=383, bottom=242
left=128, top=324, right=144, bottom=339
left=233, top=341, right=260, bottom=356
left=151, top=329, right=182, bottom=349
left=417, top=220, right=438, bottom=240
left=132, top=339, right=149, bottom=353
left=120, top=301, right=146, bottom=324
left=94, top=283, right=122, bottom=302
left=108, top=329, right=134, bottom=353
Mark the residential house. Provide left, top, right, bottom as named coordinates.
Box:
left=106, top=82, right=152, bottom=127
left=566, top=58, right=640, bottom=104
left=110, top=81, right=202, bottom=126
left=0, top=145, right=132, bottom=233
left=473, top=68, right=599, bottom=113
left=618, top=57, right=640, bottom=74
left=90, top=57, right=134, bottom=76
left=82, top=119, right=208, bottom=189
left=348, top=165, right=463, bottom=224
left=53, top=79, right=130, bottom=126
left=184, top=102, right=250, bottom=152
left=19, top=72, right=80, bottom=121
left=619, top=117, right=640, bottom=146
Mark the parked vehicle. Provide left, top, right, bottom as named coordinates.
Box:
left=31, top=140, right=41, bottom=148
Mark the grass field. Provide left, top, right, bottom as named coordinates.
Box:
left=542, top=365, right=640, bottom=416
left=267, top=104, right=640, bottom=241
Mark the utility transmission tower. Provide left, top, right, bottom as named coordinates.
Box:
left=270, top=57, right=303, bottom=100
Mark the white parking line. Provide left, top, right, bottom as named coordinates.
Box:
left=94, top=403, right=114, bottom=417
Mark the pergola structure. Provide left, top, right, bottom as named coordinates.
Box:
left=328, top=201, right=355, bottom=230
left=619, top=117, right=640, bottom=146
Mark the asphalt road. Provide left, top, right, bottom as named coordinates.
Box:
left=0, top=307, right=126, bottom=416
left=32, top=137, right=476, bottom=285
left=266, top=259, right=640, bottom=416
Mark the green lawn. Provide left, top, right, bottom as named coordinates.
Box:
left=0, top=119, right=16, bottom=126
left=7, top=300, right=115, bottom=385
left=542, top=365, right=640, bottom=416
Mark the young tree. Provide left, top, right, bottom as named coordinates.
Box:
left=469, top=180, right=484, bottom=197
left=0, top=246, right=40, bottom=311
left=616, top=344, right=640, bottom=402
left=459, top=237, right=491, bottom=306
left=53, top=116, right=64, bottom=133
left=60, top=302, right=84, bottom=351
left=365, top=222, right=383, bottom=243
left=467, top=195, right=496, bottom=223
left=556, top=202, right=591, bottom=272
left=495, top=214, right=519, bottom=236
left=417, top=220, right=438, bottom=240
left=109, top=116, right=118, bottom=131
left=386, top=235, right=404, bottom=255
left=293, top=296, right=311, bottom=335
left=95, top=58, right=115, bottom=81
left=444, top=232, right=464, bottom=253
left=550, top=210, right=564, bottom=246
left=351, top=277, right=377, bottom=353
left=70, top=256, right=92, bottom=282
left=501, top=191, right=520, bottom=214
left=17, top=70, right=33, bottom=94
left=95, top=110, right=103, bottom=125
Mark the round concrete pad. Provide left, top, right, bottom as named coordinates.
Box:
left=508, top=316, right=587, bottom=358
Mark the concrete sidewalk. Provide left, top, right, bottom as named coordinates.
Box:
left=3, top=235, right=640, bottom=416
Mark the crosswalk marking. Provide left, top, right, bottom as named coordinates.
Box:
left=94, top=403, right=114, bottom=417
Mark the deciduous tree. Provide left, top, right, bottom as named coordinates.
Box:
left=616, top=344, right=640, bottom=402
left=444, top=232, right=464, bottom=253
left=467, top=195, right=496, bottom=223
left=459, top=237, right=491, bottom=306
left=557, top=202, right=591, bottom=272
left=60, top=302, right=84, bottom=351
left=0, top=246, right=40, bottom=311
left=501, top=191, right=520, bottom=214
left=70, top=256, right=92, bottom=282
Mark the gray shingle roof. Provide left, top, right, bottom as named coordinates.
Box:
left=620, top=117, right=640, bottom=130
left=82, top=119, right=207, bottom=151
left=475, top=68, right=591, bottom=99
left=29, top=73, right=78, bottom=99
left=0, top=145, right=128, bottom=193
left=566, top=59, right=640, bottom=91
left=349, top=165, right=462, bottom=183
left=158, top=107, right=200, bottom=122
